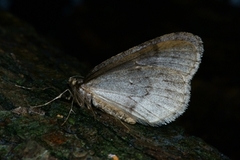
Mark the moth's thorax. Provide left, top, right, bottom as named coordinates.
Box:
left=68, top=76, right=91, bottom=109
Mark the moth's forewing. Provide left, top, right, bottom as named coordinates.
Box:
left=73, top=32, right=203, bottom=126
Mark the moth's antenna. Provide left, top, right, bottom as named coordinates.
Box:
left=30, top=89, right=70, bottom=108
left=30, top=88, right=77, bottom=125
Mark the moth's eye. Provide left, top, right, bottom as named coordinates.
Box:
left=68, top=78, right=77, bottom=85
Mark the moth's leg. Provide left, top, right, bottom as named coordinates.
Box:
left=61, top=98, right=75, bottom=126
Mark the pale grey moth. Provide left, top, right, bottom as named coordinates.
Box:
left=69, top=32, right=203, bottom=126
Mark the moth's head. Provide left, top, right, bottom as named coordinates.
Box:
left=68, top=76, right=84, bottom=89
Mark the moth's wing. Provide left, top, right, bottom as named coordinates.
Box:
left=83, top=32, right=203, bottom=126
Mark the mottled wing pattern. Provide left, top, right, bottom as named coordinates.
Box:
left=82, top=32, right=203, bottom=126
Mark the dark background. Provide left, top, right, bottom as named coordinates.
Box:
left=1, top=0, right=239, bottom=159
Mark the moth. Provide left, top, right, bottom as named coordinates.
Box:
left=69, top=32, right=203, bottom=126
